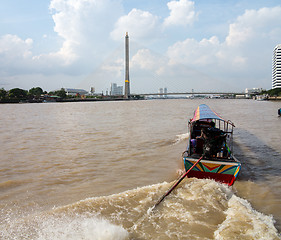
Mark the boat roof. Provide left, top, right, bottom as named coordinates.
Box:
left=191, top=104, right=226, bottom=122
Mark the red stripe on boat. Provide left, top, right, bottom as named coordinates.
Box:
left=186, top=170, right=236, bottom=186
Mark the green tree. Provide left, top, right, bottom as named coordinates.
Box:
left=8, top=88, right=28, bottom=100
left=29, top=87, right=43, bottom=97
left=259, top=88, right=281, bottom=96
left=263, top=88, right=281, bottom=96
left=55, top=88, right=67, bottom=99
left=0, top=88, right=7, bottom=101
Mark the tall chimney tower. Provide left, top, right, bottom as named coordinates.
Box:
left=124, top=32, right=130, bottom=99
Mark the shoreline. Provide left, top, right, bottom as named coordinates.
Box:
left=1, top=96, right=281, bottom=104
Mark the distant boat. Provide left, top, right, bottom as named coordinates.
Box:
left=182, top=104, right=241, bottom=186
left=255, top=95, right=267, bottom=101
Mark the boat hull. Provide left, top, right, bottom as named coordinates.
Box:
left=183, top=157, right=241, bottom=186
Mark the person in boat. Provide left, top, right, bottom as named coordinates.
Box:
left=197, top=121, right=226, bottom=158
left=207, top=121, right=221, bottom=135
left=190, top=121, right=209, bottom=155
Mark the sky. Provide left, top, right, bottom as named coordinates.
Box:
left=0, top=0, right=281, bottom=94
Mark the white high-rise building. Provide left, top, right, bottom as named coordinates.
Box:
left=110, top=83, right=123, bottom=95
left=158, top=88, right=163, bottom=97
left=272, top=44, right=281, bottom=89
left=164, top=87, right=168, bottom=98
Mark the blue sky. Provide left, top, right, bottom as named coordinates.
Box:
left=0, top=0, right=281, bottom=93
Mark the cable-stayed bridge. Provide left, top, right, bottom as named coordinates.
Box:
left=135, top=91, right=242, bottom=96
left=78, top=33, right=245, bottom=98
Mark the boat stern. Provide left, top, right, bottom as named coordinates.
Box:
left=183, top=156, right=241, bottom=186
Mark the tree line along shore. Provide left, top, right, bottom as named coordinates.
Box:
left=0, top=87, right=68, bottom=103
left=0, top=87, right=143, bottom=103
left=0, top=87, right=280, bottom=103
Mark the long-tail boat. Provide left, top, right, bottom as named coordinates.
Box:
left=182, top=104, right=241, bottom=186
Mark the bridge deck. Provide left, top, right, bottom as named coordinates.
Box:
left=136, top=92, right=242, bottom=96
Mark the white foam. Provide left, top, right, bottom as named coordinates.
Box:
left=4, top=179, right=279, bottom=239
left=36, top=216, right=129, bottom=240
left=173, top=132, right=189, bottom=145
left=214, top=194, right=280, bottom=239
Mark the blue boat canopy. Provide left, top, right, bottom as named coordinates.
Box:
left=191, top=104, right=225, bottom=122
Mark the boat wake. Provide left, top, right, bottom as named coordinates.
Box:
left=37, top=216, right=128, bottom=240
left=1, top=179, right=280, bottom=239
left=173, top=132, right=190, bottom=145
left=214, top=194, right=278, bottom=239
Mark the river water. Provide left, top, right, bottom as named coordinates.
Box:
left=0, top=99, right=280, bottom=239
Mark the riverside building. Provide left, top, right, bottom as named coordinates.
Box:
left=272, top=44, right=281, bottom=89
left=245, top=88, right=263, bottom=98
left=110, top=83, right=123, bottom=95
left=63, top=88, right=88, bottom=96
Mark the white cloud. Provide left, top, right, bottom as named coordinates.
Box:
left=131, top=49, right=165, bottom=72
left=166, top=6, right=281, bottom=89
left=110, top=8, right=160, bottom=42
left=0, top=34, right=33, bottom=60
left=47, top=0, right=123, bottom=65
left=101, top=58, right=124, bottom=77
left=164, top=0, right=197, bottom=27
left=0, top=0, right=124, bottom=79
left=226, top=6, right=281, bottom=47
left=0, top=34, right=34, bottom=75
left=167, top=36, right=221, bottom=66
left=110, top=0, right=197, bottom=42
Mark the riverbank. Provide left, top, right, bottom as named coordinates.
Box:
left=267, top=96, right=281, bottom=100
left=0, top=95, right=144, bottom=104
left=1, top=95, right=281, bottom=104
